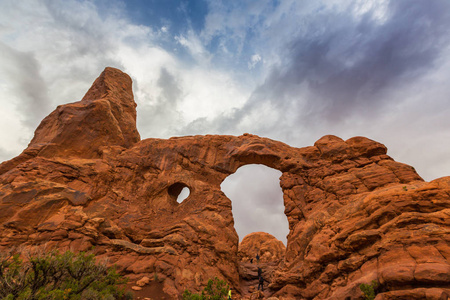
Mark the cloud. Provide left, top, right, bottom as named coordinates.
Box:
left=0, top=42, right=49, bottom=128
left=0, top=41, right=53, bottom=160
left=176, top=30, right=211, bottom=63
left=201, top=3, right=447, bottom=124
left=158, top=68, right=183, bottom=105
left=248, top=54, right=261, bottom=69
left=135, top=67, right=185, bottom=138
left=244, top=0, right=450, bottom=124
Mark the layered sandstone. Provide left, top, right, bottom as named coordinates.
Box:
left=239, top=232, right=285, bottom=263
left=0, top=68, right=449, bottom=299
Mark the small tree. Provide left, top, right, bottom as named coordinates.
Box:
left=0, top=249, right=131, bottom=299
left=360, top=280, right=379, bottom=300
left=183, top=277, right=230, bottom=300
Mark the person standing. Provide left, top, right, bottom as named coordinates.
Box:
left=258, top=275, right=264, bottom=291
left=228, top=287, right=232, bottom=300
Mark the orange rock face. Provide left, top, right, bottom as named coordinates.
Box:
left=239, top=232, right=285, bottom=263
left=1, top=68, right=450, bottom=299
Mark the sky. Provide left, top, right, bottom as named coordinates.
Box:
left=1, top=0, right=449, bottom=244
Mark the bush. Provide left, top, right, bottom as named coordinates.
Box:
left=182, top=277, right=230, bottom=300
left=359, top=280, right=379, bottom=300
left=0, top=249, right=130, bottom=300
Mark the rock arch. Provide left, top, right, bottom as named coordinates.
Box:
left=1, top=68, right=449, bottom=299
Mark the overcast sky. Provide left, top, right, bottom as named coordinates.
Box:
left=1, top=0, right=449, bottom=244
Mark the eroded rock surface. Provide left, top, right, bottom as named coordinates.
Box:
left=238, top=233, right=285, bottom=298
left=239, top=232, right=285, bottom=263
left=1, top=68, right=449, bottom=299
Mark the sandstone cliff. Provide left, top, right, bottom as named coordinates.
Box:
left=0, top=67, right=449, bottom=299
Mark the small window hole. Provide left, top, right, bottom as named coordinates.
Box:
left=168, top=182, right=190, bottom=203
left=177, top=187, right=190, bottom=203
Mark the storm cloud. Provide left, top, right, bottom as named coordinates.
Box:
left=208, top=0, right=450, bottom=129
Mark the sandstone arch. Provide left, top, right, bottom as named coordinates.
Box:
left=0, top=68, right=449, bottom=299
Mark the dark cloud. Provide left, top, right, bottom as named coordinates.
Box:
left=233, top=0, right=450, bottom=126
left=0, top=42, right=50, bottom=129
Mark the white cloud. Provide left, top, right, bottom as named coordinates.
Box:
left=177, top=67, right=249, bottom=123
left=248, top=54, right=262, bottom=69
left=352, top=0, right=390, bottom=24
left=175, top=30, right=211, bottom=63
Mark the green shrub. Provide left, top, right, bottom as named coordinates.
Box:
left=182, top=277, right=230, bottom=300
left=0, top=249, right=130, bottom=300
left=359, top=280, right=379, bottom=300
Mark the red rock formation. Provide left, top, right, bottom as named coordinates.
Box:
left=238, top=232, right=285, bottom=263
left=1, top=68, right=449, bottom=299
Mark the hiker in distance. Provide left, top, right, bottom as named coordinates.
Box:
left=258, top=275, right=269, bottom=291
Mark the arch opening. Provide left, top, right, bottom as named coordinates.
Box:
left=220, top=164, right=289, bottom=246
left=168, top=182, right=190, bottom=203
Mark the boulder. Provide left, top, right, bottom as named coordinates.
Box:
left=239, top=232, right=285, bottom=263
